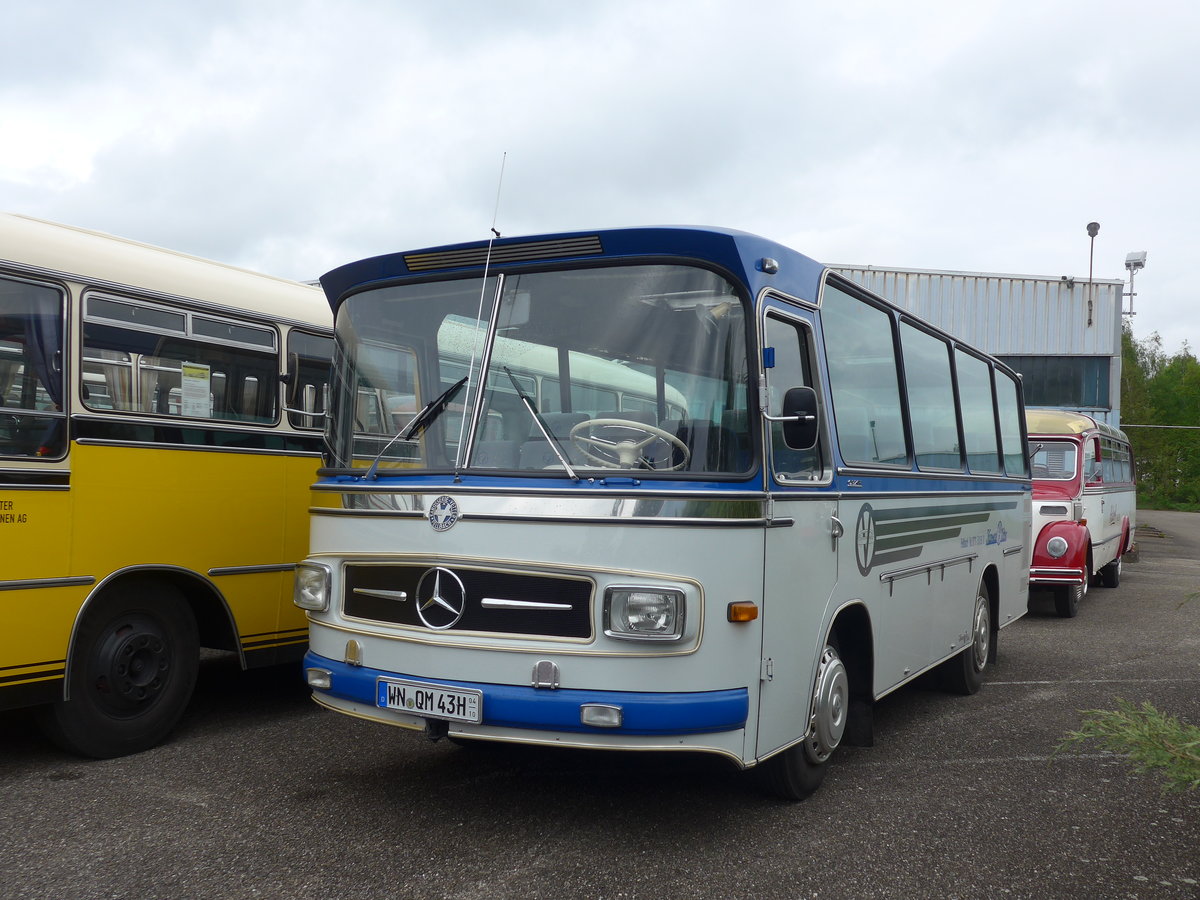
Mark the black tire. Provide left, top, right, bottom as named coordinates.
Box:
left=756, top=641, right=848, bottom=800
left=940, top=582, right=991, bottom=695
left=1054, top=563, right=1089, bottom=617
left=38, top=583, right=198, bottom=758
left=1099, top=556, right=1122, bottom=588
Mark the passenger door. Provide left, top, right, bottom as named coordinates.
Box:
left=757, top=309, right=839, bottom=758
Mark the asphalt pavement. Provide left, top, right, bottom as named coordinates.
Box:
left=1, top=509, right=1197, bottom=899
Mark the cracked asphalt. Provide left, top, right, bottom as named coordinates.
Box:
left=1, top=509, right=1197, bottom=899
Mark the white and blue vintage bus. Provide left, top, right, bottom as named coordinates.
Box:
left=296, top=227, right=1032, bottom=799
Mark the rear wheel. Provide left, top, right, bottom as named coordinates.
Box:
left=940, top=582, right=991, bottom=695
left=38, top=583, right=199, bottom=758
left=757, top=640, right=848, bottom=800
left=1099, top=556, right=1122, bottom=588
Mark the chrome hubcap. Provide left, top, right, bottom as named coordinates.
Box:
left=972, top=594, right=990, bottom=670
left=804, top=645, right=848, bottom=764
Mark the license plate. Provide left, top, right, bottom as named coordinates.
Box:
left=377, top=678, right=482, bottom=724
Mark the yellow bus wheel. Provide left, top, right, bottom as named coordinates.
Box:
left=38, top=583, right=199, bottom=758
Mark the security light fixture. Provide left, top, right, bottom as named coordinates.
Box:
left=1124, top=250, right=1147, bottom=315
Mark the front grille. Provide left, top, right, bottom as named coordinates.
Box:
left=342, top=564, right=593, bottom=639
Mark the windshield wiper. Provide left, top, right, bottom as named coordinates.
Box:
left=503, top=366, right=578, bottom=481
left=361, top=376, right=468, bottom=481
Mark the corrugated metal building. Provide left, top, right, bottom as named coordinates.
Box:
left=833, top=265, right=1127, bottom=425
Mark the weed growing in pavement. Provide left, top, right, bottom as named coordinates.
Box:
left=1057, top=698, right=1200, bottom=791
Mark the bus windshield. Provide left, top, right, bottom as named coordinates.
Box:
left=1031, top=440, right=1078, bottom=480
left=329, top=264, right=752, bottom=476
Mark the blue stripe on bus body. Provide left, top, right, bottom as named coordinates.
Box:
left=834, top=475, right=1030, bottom=493
left=304, top=651, right=748, bottom=736
left=316, top=473, right=765, bottom=492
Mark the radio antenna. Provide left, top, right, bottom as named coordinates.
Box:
left=454, top=152, right=508, bottom=475
left=490, top=151, right=507, bottom=238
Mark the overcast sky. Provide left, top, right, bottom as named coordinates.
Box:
left=3, top=1, right=1196, bottom=354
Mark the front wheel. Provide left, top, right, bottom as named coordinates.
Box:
left=939, top=582, right=991, bottom=695
left=38, top=583, right=199, bottom=758
left=756, top=642, right=848, bottom=800
left=1054, top=568, right=1088, bottom=617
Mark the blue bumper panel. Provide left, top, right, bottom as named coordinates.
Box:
left=304, top=651, right=748, bottom=736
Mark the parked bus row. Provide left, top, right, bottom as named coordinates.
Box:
left=3, top=216, right=1138, bottom=801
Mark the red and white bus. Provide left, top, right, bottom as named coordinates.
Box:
left=1027, top=409, right=1136, bottom=617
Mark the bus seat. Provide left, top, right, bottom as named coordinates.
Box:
left=666, top=418, right=739, bottom=472
left=661, top=417, right=696, bottom=470
left=518, top=412, right=587, bottom=468
left=720, top=410, right=753, bottom=471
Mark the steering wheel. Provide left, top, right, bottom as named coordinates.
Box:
left=569, top=418, right=691, bottom=471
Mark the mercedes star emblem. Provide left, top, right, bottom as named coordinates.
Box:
left=414, top=567, right=467, bottom=630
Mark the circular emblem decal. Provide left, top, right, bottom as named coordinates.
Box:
left=854, top=503, right=876, bottom=576
left=428, top=495, right=460, bottom=532
left=414, top=567, right=467, bottom=630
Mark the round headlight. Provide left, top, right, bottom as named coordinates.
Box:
left=1046, top=536, right=1069, bottom=559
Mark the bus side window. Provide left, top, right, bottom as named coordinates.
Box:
left=764, top=313, right=821, bottom=482
left=821, top=283, right=907, bottom=467
left=954, top=349, right=1002, bottom=474
left=994, top=368, right=1027, bottom=476
left=286, top=330, right=334, bottom=429
left=82, top=295, right=280, bottom=425
left=0, top=276, right=66, bottom=459
left=1083, top=438, right=1099, bottom=482
left=900, top=321, right=960, bottom=471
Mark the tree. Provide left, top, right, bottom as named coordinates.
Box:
left=1121, top=326, right=1200, bottom=509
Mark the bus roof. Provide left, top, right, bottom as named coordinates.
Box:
left=0, top=212, right=329, bottom=329
left=320, top=225, right=829, bottom=313
left=1026, top=408, right=1129, bottom=443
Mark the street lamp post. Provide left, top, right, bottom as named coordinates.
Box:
left=1086, top=222, right=1099, bottom=327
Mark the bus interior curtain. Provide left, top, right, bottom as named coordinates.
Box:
left=24, top=306, right=63, bottom=409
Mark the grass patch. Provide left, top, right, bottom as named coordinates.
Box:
left=1058, top=699, right=1200, bottom=791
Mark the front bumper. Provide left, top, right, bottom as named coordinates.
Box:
left=303, top=651, right=748, bottom=737
left=1030, top=566, right=1086, bottom=586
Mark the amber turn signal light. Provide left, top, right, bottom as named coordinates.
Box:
left=727, top=601, right=759, bottom=622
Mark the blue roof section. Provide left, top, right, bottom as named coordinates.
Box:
left=319, top=225, right=829, bottom=312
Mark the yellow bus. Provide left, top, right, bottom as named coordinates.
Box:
left=0, top=213, right=332, bottom=757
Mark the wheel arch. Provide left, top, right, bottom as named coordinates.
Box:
left=829, top=600, right=874, bottom=703
left=65, top=566, right=242, bottom=699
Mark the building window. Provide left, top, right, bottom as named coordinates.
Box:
left=998, top=356, right=1110, bottom=409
